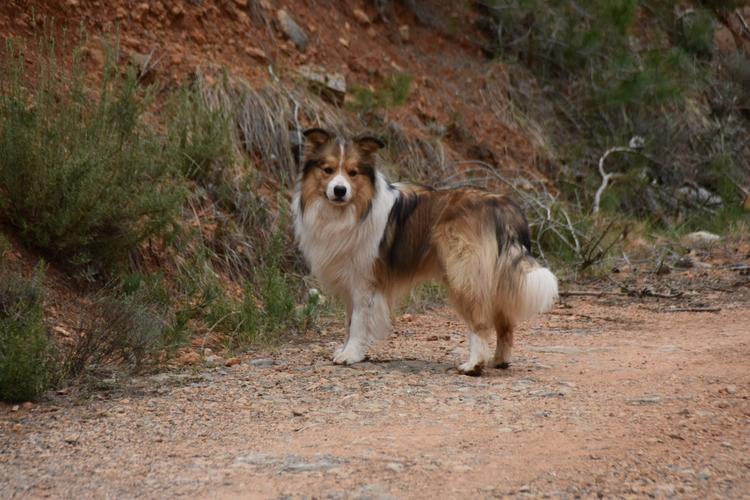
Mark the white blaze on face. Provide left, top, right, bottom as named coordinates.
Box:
left=326, top=140, right=352, bottom=203
left=326, top=174, right=352, bottom=202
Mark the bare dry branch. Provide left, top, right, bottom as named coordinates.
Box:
left=665, top=306, right=721, bottom=313
left=592, top=146, right=637, bottom=214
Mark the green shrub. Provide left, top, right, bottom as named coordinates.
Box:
left=0, top=35, right=186, bottom=271
left=485, top=1, right=749, bottom=233
left=678, top=8, right=716, bottom=57
left=65, top=291, right=170, bottom=377
left=0, top=265, right=59, bottom=402
left=188, top=215, right=318, bottom=349
left=349, top=73, right=413, bottom=114
left=167, top=83, right=233, bottom=182
left=258, top=228, right=295, bottom=330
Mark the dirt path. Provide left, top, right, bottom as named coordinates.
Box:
left=2, top=296, right=749, bottom=499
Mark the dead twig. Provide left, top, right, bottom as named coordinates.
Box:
left=635, top=289, right=683, bottom=299
left=559, top=290, right=622, bottom=297
left=560, top=286, right=683, bottom=299
left=664, top=306, right=721, bottom=313
left=592, top=144, right=640, bottom=214
left=735, top=9, right=750, bottom=40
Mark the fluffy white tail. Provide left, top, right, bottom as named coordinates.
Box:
left=517, top=267, right=558, bottom=322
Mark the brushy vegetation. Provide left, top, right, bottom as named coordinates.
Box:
left=0, top=35, right=186, bottom=274
left=64, top=291, right=170, bottom=378
left=166, top=80, right=234, bottom=183
left=481, top=0, right=749, bottom=237
left=173, top=217, right=323, bottom=351
left=0, top=265, right=59, bottom=402
left=4, top=3, right=746, bottom=396
left=0, top=30, right=332, bottom=399
left=348, top=73, right=414, bottom=115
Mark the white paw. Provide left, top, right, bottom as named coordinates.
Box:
left=457, top=361, right=483, bottom=376
left=332, top=345, right=366, bottom=365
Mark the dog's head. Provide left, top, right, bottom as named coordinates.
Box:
left=298, top=128, right=384, bottom=218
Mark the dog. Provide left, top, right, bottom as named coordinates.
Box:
left=293, top=128, right=558, bottom=375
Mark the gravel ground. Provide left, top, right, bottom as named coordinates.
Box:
left=1, top=297, right=749, bottom=499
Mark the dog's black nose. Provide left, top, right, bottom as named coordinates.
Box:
left=333, top=185, right=347, bottom=198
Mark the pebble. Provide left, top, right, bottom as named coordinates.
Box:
left=674, top=256, right=694, bottom=269
left=244, top=46, right=268, bottom=62
left=352, top=8, right=370, bottom=24
left=225, top=357, right=241, bottom=367
left=177, top=351, right=201, bottom=366
left=386, top=462, right=404, bottom=472
left=64, top=435, right=80, bottom=445
left=519, top=484, right=531, bottom=493
left=682, top=231, right=720, bottom=250
left=698, top=469, right=711, bottom=480
left=656, top=484, right=675, bottom=495
left=398, top=25, right=410, bottom=43
left=250, top=358, right=276, bottom=366
left=626, top=395, right=662, bottom=405
left=276, top=9, right=308, bottom=52
left=205, top=354, right=225, bottom=367
left=529, top=389, right=565, bottom=398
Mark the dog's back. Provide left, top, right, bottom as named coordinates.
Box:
left=377, top=185, right=558, bottom=374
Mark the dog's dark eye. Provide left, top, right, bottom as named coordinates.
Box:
left=323, top=167, right=334, bottom=175
left=348, top=170, right=358, bottom=177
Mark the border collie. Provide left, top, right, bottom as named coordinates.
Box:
left=293, top=128, right=558, bottom=375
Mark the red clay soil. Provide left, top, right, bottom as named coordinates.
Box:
left=2, top=239, right=750, bottom=499
left=1, top=289, right=749, bottom=498
left=0, top=0, right=540, bottom=175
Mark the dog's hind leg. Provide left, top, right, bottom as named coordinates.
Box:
left=436, top=225, right=498, bottom=376
left=450, top=285, right=495, bottom=376
left=493, top=314, right=514, bottom=369
left=333, top=288, right=391, bottom=365
left=458, top=329, right=494, bottom=376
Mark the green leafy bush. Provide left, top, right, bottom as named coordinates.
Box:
left=167, top=82, right=233, bottom=182
left=349, top=73, right=413, bottom=114
left=189, top=216, right=318, bottom=349
left=0, top=266, right=59, bottom=402
left=0, top=35, right=186, bottom=271
left=484, top=0, right=749, bottom=230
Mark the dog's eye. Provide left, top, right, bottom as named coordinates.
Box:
left=348, top=170, right=358, bottom=177
left=323, top=167, right=334, bottom=175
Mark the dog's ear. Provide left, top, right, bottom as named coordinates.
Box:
left=354, top=135, right=385, bottom=156
left=303, top=128, right=333, bottom=151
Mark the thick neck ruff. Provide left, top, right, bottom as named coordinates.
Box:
left=293, top=172, right=397, bottom=295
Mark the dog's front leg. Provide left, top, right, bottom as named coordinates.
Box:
left=332, top=289, right=391, bottom=365
left=334, top=298, right=353, bottom=359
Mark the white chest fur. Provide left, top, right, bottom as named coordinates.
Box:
left=293, top=173, right=397, bottom=297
